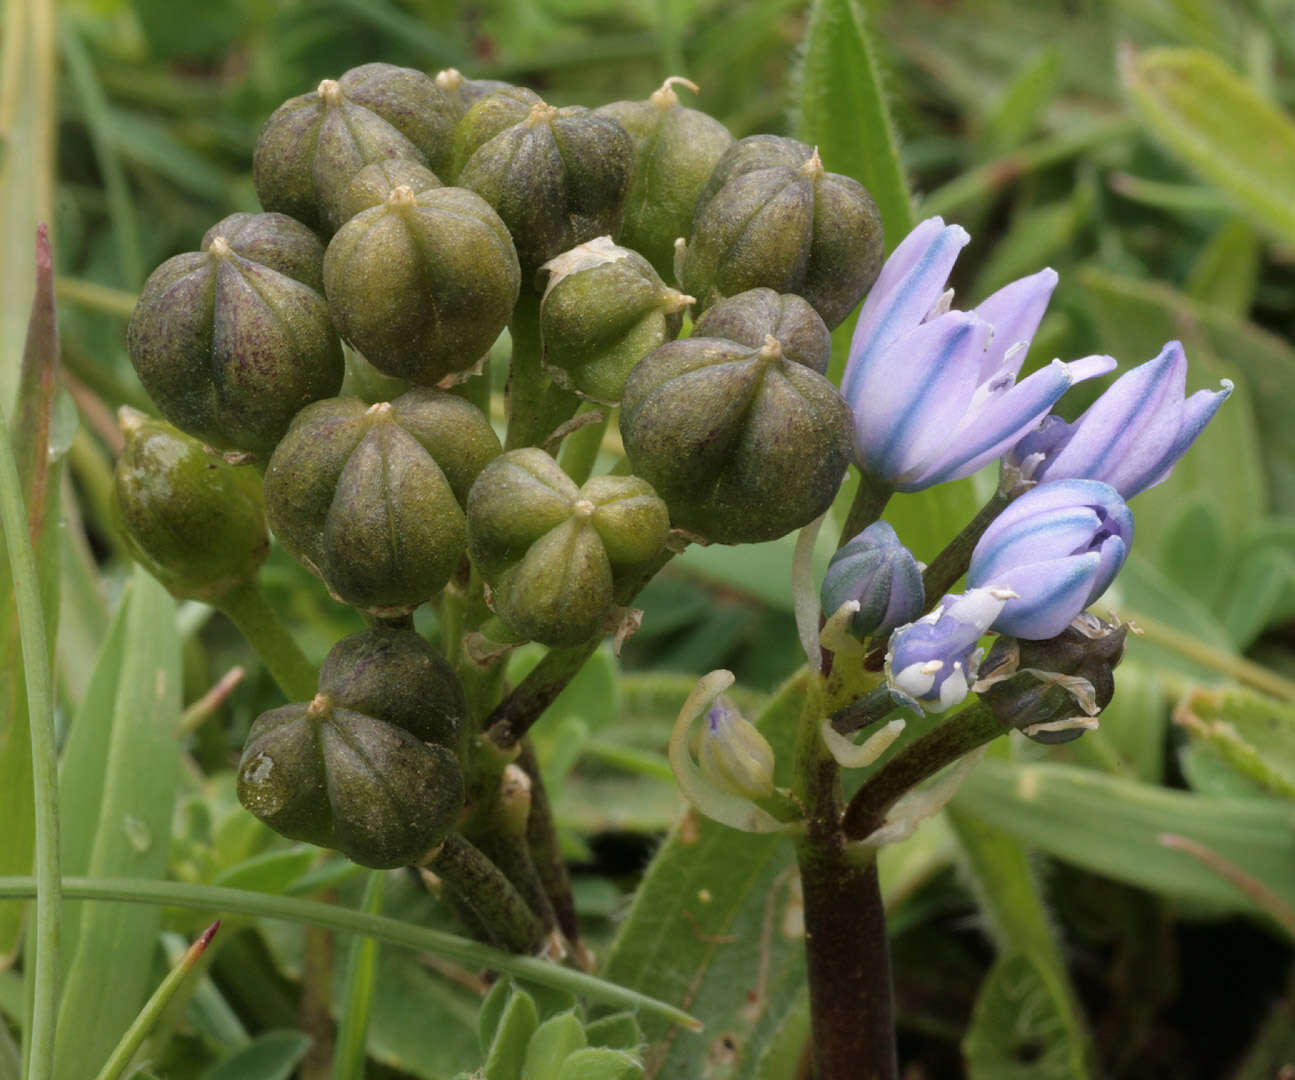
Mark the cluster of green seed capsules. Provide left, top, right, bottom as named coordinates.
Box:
left=116, top=62, right=885, bottom=867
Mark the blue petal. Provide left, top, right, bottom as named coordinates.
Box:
left=972, top=267, right=1058, bottom=381
left=989, top=553, right=1101, bottom=639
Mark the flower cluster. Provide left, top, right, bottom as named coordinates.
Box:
left=834, top=216, right=1231, bottom=716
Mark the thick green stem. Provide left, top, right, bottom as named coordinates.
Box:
left=839, top=473, right=894, bottom=548
left=831, top=684, right=899, bottom=736
left=920, top=484, right=1016, bottom=603
left=430, top=835, right=548, bottom=955
left=841, top=701, right=1004, bottom=842
left=504, top=294, right=581, bottom=450
left=556, top=405, right=610, bottom=486
left=217, top=580, right=317, bottom=702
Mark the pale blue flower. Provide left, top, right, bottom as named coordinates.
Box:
left=967, top=479, right=1133, bottom=639
left=842, top=217, right=1115, bottom=492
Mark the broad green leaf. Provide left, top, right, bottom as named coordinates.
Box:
left=1123, top=47, right=1295, bottom=247
left=599, top=673, right=808, bottom=1079
left=792, top=0, right=913, bottom=248
left=583, top=1013, right=642, bottom=1053
left=1158, top=499, right=1228, bottom=612
left=54, top=569, right=182, bottom=1080
left=556, top=1048, right=642, bottom=1080
left=522, top=1012, right=587, bottom=1079
left=1174, top=687, right=1295, bottom=799
left=198, top=1030, right=311, bottom=1080
left=1075, top=268, right=1290, bottom=513
left=485, top=984, right=539, bottom=1080
left=953, top=758, right=1295, bottom=916
left=1186, top=219, right=1260, bottom=317
left=1093, top=661, right=1167, bottom=784
left=1218, top=545, right=1295, bottom=650
left=962, top=952, right=1089, bottom=1080
left=882, top=475, right=985, bottom=568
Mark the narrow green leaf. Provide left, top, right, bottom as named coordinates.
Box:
left=1218, top=546, right=1295, bottom=650
left=53, top=568, right=182, bottom=1080
left=1123, top=46, right=1295, bottom=246
left=980, top=47, right=1063, bottom=157
left=331, top=871, right=385, bottom=1080
left=953, top=758, right=1295, bottom=916
left=1174, top=686, right=1295, bottom=800
left=1186, top=219, right=1260, bottom=317
left=198, top=1030, right=312, bottom=1080
left=792, top=0, right=913, bottom=248
left=485, top=985, right=538, bottom=1080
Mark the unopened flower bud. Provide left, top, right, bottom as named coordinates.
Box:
left=968, top=479, right=1133, bottom=639
left=466, top=449, right=670, bottom=645
left=886, top=588, right=1013, bottom=714
left=265, top=390, right=501, bottom=615
left=237, top=692, right=463, bottom=868
left=619, top=332, right=853, bottom=543
left=683, top=135, right=883, bottom=328
left=454, top=88, right=634, bottom=279
left=254, top=63, right=458, bottom=232
left=821, top=521, right=924, bottom=640
left=697, top=696, right=775, bottom=799
left=596, top=77, right=734, bottom=281
left=323, top=185, right=520, bottom=386
left=540, top=237, right=691, bottom=404
left=978, top=614, right=1127, bottom=743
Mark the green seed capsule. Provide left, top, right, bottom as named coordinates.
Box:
left=683, top=135, right=884, bottom=329
left=455, top=88, right=634, bottom=280
left=237, top=693, right=464, bottom=868
left=619, top=332, right=853, bottom=544
left=693, top=288, right=831, bottom=375
left=264, top=390, right=501, bottom=615
left=597, top=77, right=734, bottom=283
left=200, top=211, right=327, bottom=294
left=466, top=449, right=669, bottom=645
left=332, top=158, right=443, bottom=231
left=112, top=409, right=269, bottom=601
left=540, top=237, right=692, bottom=404
left=323, top=184, right=520, bottom=386
left=253, top=63, right=459, bottom=233
left=127, top=230, right=343, bottom=454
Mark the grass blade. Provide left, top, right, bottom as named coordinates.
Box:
left=331, top=872, right=385, bottom=1080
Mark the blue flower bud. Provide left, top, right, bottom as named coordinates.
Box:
left=820, top=521, right=924, bottom=639
left=697, top=696, right=775, bottom=799
left=1010, top=340, right=1232, bottom=499
left=967, top=479, right=1133, bottom=640
left=885, top=588, right=1011, bottom=713
left=840, top=217, right=1115, bottom=492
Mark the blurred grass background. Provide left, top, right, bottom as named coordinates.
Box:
left=2, top=0, right=1295, bottom=1077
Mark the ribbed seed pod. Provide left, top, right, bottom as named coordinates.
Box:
left=620, top=332, right=853, bottom=544
left=454, top=88, right=634, bottom=280
left=693, top=288, right=831, bottom=375
left=596, top=77, right=733, bottom=282
left=200, top=211, right=327, bottom=293
left=323, top=184, right=520, bottom=385
left=466, top=449, right=670, bottom=646
left=264, top=389, right=501, bottom=615
left=253, top=63, right=458, bottom=232
left=683, top=134, right=884, bottom=328
left=127, top=228, right=342, bottom=454
left=332, top=158, right=442, bottom=230
left=539, top=237, right=692, bottom=404
left=112, top=409, right=268, bottom=601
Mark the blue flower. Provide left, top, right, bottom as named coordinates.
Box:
left=1010, top=340, right=1232, bottom=498
left=841, top=217, right=1115, bottom=492
left=820, top=521, right=924, bottom=639
left=885, top=587, right=1012, bottom=713
left=967, top=479, right=1133, bottom=639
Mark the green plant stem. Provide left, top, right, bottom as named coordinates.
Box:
left=830, top=684, right=899, bottom=735
left=504, top=294, right=581, bottom=450
left=841, top=701, right=1004, bottom=842
left=484, top=549, right=675, bottom=747
left=920, top=483, right=1016, bottom=603
left=0, top=406, right=60, bottom=1080
left=517, top=741, right=582, bottom=953
left=791, top=672, right=897, bottom=1080
left=52, top=276, right=136, bottom=319
left=557, top=405, right=609, bottom=486
left=217, top=579, right=317, bottom=701
left=839, top=473, right=893, bottom=547
left=428, top=835, right=549, bottom=955
left=0, top=876, right=701, bottom=1029
left=91, top=922, right=219, bottom=1080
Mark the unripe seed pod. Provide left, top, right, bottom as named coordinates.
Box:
left=253, top=63, right=458, bottom=232
left=324, top=184, right=520, bottom=386
left=319, top=627, right=466, bottom=750
left=454, top=88, right=634, bottom=280
left=539, top=236, right=692, bottom=404
left=683, top=135, right=884, bottom=328
left=238, top=692, right=464, bottom=868
left=265, top=390, right=501, bottom=615
left=433, top=68, right=512, bottom=132
left=201, top=212, right=327, bottom=294
left=112, top=409, right=268, bottom=601
left=466, top=449, right=669, bottom=645
left=596, top=77, right=734, bottom=282
left=332, top=158, right=442, bottom=231
left=693, top=288, right=831, bottom=375
left=127, top=232, right=343, bottom=453
left=620, top=332, right=853, bottom=544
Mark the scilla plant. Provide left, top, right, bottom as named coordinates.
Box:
left=97, top=57, right=1234, bottom=1080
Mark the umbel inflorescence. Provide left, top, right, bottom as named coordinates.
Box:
left=114, top=60, right=1228, bottom=904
